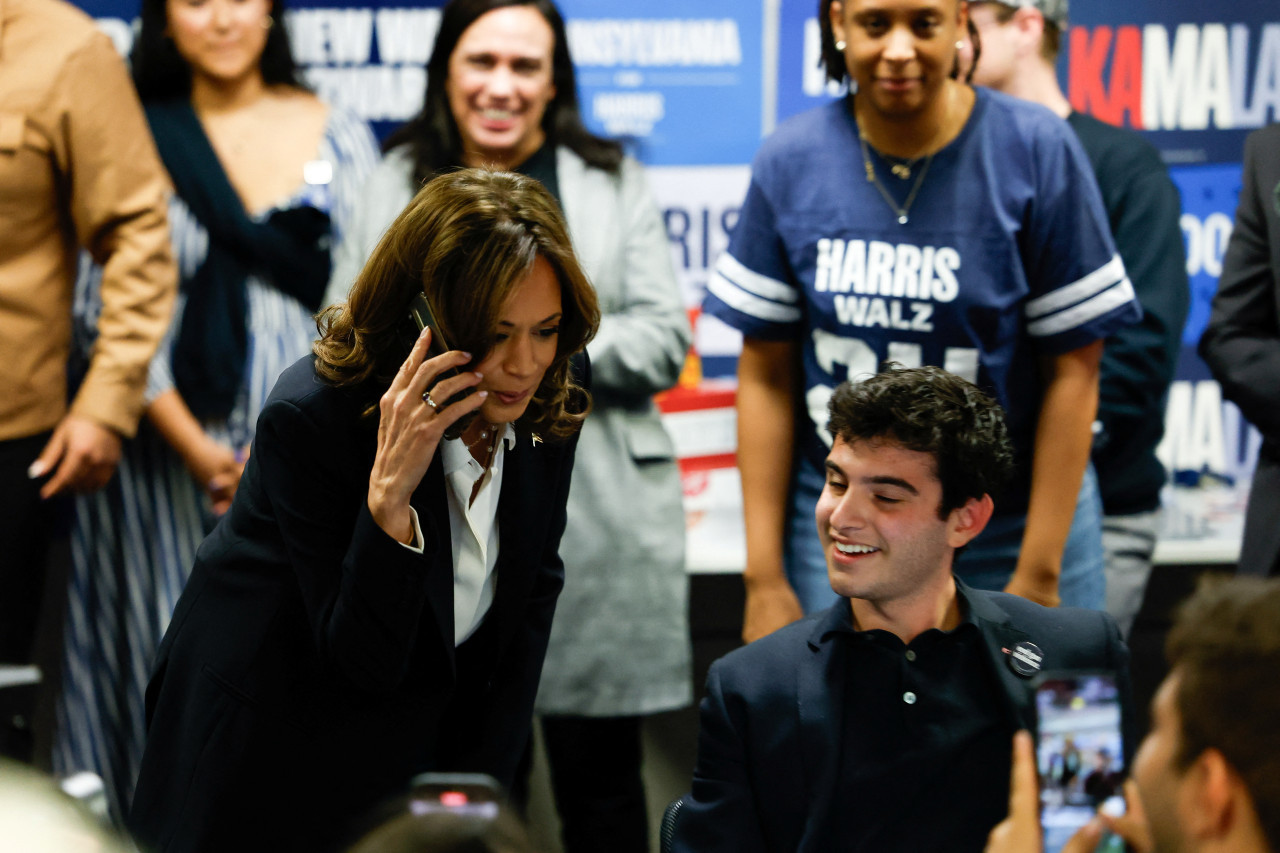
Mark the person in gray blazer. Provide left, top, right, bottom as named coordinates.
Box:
left=325, top=1, right=692, bottom=849
left=1200, top=123, right=1280, bottom=578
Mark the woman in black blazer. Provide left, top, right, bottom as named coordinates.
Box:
left=128, top=169, right=599, bottom=852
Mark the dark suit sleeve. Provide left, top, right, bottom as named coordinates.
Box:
left=1200, top=129, right=1280, bottom=439
left=252, top=396, right=442, bottom=694
left=673, top=662, right=768, bottom=853
left=1095, top=153, right=1189, bottom=448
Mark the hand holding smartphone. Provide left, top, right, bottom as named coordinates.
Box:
left=405, top=293, right=477, bottom=441
left=1033, top=672, right=1127, bottom=853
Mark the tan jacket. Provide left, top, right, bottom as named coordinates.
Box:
left=0, top=0, right=175, bottom=441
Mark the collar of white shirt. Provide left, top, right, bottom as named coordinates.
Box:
left=441, top=422, right=518, bottom=478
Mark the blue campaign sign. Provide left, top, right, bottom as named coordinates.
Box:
left=775, top=0, right=840, bottom=128
left=282, top=0, right=446, bottom=138
left=1061, top=0, right=1279, bottom=165
left=1172, top=163, right=1242, bottom=349
left=555, top=0, right=764, bottom=166
left=73, top=0, right=446, bottom=140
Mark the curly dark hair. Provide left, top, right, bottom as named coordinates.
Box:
left=826, top=364, right=1015, bottom=517
left=1166, top=575, right=1280, bottom=853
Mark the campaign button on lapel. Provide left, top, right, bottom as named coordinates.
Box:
left=1007, top=641, right=1043, bottom=677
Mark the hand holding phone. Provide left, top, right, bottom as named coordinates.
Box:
left=406, top=293, right=478, bottom=440
left=1033, top=672, right=1127, bottom=853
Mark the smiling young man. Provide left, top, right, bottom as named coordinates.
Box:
left=673, top=365, right=1132, bottom=852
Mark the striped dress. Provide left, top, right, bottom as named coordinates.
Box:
left=55, top=105, right=378, bottom=818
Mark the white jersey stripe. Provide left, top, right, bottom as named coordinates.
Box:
left=714, top=252, right=799, bottom=304
left=1028, top=276, right=1137, bottom=338
left=707, top=269, right=803, bottom=324
left=1025, top=254, right=1127, bottom=319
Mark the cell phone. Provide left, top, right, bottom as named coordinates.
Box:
left=1033, top=671, right=1127, bottom=853
left=406, top=293, right=476, bottom=440
left=407, top=772, right=501, bottom=820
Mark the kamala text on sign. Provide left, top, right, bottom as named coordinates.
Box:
left=1067, top=22, right=1280, bottom=131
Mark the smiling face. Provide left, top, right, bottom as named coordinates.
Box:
left=472, top=254, right=562, bottom=426
left=829, top=0, right=966, bottom=120
left=817, top=436, right=982, bottom=606
left=445, top=5, right=557, bottom=170
left=165, top=0, right=272, bottom=88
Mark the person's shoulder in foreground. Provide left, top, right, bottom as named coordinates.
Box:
left=987, top=574, right=1280, bottom=853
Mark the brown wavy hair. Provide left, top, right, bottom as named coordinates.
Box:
left=314, top=169, right=598, bottom=439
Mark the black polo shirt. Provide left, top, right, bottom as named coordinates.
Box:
left=827, top=590, right=1014, bottom=852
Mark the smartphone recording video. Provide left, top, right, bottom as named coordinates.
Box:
left=408, top=772, right=501, bottom=820
left=1034, top=672, right=1126, bottom=853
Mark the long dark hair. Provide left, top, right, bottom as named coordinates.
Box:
left=131, top=0, right=307, bottom=101
left=383, top=0, right=623, bottom=186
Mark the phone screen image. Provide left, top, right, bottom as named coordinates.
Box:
left=408, top=773, right=500, bottom=820
left=1034, top=673, right=1126, bottom=853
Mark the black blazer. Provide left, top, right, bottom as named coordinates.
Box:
left=129, top=355, right=583, bottom=852
left=1200, top=123, right=1280, bottom=576
left=672, top=583, right=1131, bottom=853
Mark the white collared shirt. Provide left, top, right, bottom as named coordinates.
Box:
left=438, top=423, right=517, bottom=644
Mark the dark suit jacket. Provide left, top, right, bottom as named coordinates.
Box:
left=1200, top=123, right=1280, bottom=576
left=672, top=583, right=1131, bottom=853
left=129, top=356, right=582, bottom=852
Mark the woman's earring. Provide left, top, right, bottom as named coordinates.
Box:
left=956, top=40, right=965, bottom=49
left=835, top=40, right=847, bottom=50
left=261, top=15, right=274, bottom=29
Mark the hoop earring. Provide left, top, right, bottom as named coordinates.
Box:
left=261, top=15, right=273, bottom=29
left=835, top=40, right=847, bottom=50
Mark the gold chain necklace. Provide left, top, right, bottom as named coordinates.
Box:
left=853, top=92, right=953, bottom=226
left=858, top=132, right=934, bottom=226
left=884, top=152, right=926, bottom=180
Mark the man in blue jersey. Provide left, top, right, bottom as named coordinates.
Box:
left=673, top=366, right=1130, bottom=852
left=968, top=0, right=1190, bottom=640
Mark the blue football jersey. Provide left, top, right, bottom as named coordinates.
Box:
left=705, top=89, right=1140, bottom=512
